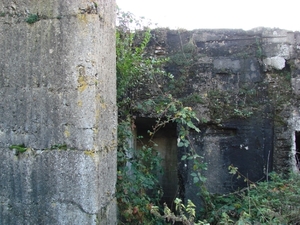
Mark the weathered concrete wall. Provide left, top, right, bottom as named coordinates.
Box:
left=0, top=0, right=116, bottom=224
left=135, top=28, right=300, bottom=204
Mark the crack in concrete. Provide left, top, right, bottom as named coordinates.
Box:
left=56, top=199, right=96, bottom=216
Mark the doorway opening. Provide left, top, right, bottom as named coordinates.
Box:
left=135, top=117, right=178, bottom=208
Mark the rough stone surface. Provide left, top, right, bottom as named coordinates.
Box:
left=0, top=149, right=117, bottom=225
left=0, top=0, right=117, bottom=224
left=263, top=56, right=286, bottom=70
left=0, top=0, right=116, bottom=150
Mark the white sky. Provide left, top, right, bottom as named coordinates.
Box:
left=116, top=0, right=299, bottom=31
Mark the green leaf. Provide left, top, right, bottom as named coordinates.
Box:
left=181, top=155, right=187, bottom=160
left=200, top=176, right=207, bottom=182
left=193, top=177, right=199, bottom=183
left=194, top=127, right=200, bottom=132
left=9, top=144, right=27, bottom=153
left=178, top=142, right=184, bottom=147
left=187, top=121, right=195, bottom=129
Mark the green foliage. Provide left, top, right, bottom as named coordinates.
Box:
left=180, top=138, right=214, bottom=215
left=115, top=8, right=299, bottom=225
left=204, top=169, right=300, bottom=224
left=116, top=8, right=204, bottom=224
left=151, top=198, right=210, bottom=225
left=116, top=9, right=167, bottom=224
left=233, top=108, right=253, bottom=118
left=207, top=86, right=257, bottom=122
left=181, top=151, right=207, bottom=185
left=116, top=9, right=170, bottom=117
left=265, top=67, right=293, bottom=127
left=116, top=9, right=299, bottom=225
left=9, top=144, right=27, bottom=155
left=117, top=118, right=163, bottom=224
left=26, top=14, right=39, bottom=24
left=170, top=31, right=197, bottom=71
left=255, top=37, right=263, bottom=58
left=181, top=93, right=205, bottom=105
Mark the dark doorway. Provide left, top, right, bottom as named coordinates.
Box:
left=295, top=131, right=300, bottom=170
left=135, top=117, right=178, bottom=208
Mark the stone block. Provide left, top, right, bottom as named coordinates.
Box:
left=263, top=56, right=286, bottom=70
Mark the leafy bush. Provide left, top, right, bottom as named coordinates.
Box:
left=117, top=118, right=163, bottom=224
left=151, top=170, right=300, bottom=225
left=205, top=172, right=300, bottom=224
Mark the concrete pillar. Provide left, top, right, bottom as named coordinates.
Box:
left=0, top=0, right=116, bottom=224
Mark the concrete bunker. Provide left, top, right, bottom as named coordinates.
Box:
left=125, top=28, right=300, bottom=213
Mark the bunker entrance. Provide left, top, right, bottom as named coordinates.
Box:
left=135, top=117, right=178, bottom=207
left=295, top=131, right=300, bottom=171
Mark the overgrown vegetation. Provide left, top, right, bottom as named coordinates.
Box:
left=116, top=8, right=300, bottom=225
left=150, top=167, right=300, bottom=225
left=204, top=169, right=300, bottom=224
left=116, top=9, right=167, bottom=224
left=116, top=8, right=204, bottom=224
left=151, top=198, right=210, bottom=225
left=207, top=86, right=257, bottom=123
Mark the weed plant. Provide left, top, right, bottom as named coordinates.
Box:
left=25, top=14, right=39, bottom=24
left=204, top=171, right=300, bottom=224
